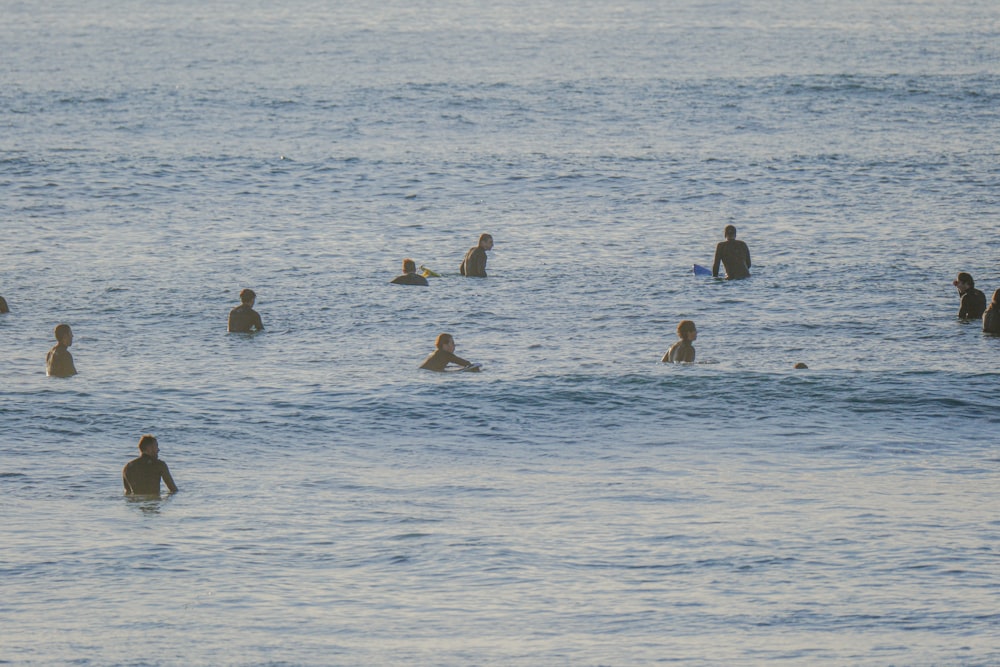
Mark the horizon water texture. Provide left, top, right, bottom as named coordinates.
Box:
left=2, top=1, right=999, bottom=665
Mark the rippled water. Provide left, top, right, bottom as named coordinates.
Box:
left=2, top=1, right=999, bottom=665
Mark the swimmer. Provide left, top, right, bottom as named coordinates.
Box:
left=983, top=288, right=1000, bottom=334
left=45, top=323, right=77, bottom=377
left=420, top=333, right=480, bottom=371
left=0, top=295, right=8, bottom=313
left=954, top=272, right=986, bottom=320
left=228, top=288, right=265, bottom=332
left=390, top=258, right=429, bottom=286
left=794, top=362, right=809, bottom=369
left=662, top=320, right=697, bottom=363
left=459, top=233, right=493, bottom=278
left=712, top=225, right=751, bottom=280
left=122, top=434, right=178, bottom=495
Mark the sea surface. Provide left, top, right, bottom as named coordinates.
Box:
left=2, top=1, right=999, bottom=665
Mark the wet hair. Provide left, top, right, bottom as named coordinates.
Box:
left=435, top=333, right=454, bottom=349
left=239, top=288, right=256, bottom=304
left=724, top=225, right=737, bottom=239
left=478, top=233, right=493, bottom=247
left=54, top=323, right=72, bottom=342
left=956, top=272, right=974, bottom=288
left=676, top=320, right=696, bottom=338
left=402, top=258, right=416, bottom=273
left=138, top=434, right=158, bottom=452
left=992, top=288, right=1000, bottom=305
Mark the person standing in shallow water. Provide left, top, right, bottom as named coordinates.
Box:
left=953, top=272, right=986, bottom=320
left=123, top=434, right=178, bottom=495
left=228, top=288, right=265, bottom=332
left=712, top=224, right=751, bottom=280
left=662, top=320, right=697, bottom=363
left=459, top=233, right=493, bottom=277
left=46, top=323, right=77, bottom=377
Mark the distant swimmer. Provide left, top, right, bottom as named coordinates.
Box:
left=390, top=258, right=429, bottom=286
left=953, top=272, right=986, bottom=320
left=983, top=289, right=1000, bottom=334
left=794, top=362, right=809, bottom=369
left=122, top=434, right=178, bottom=495
left=45, top=323, right=77, bottom=377
left=662, top=320, right=697, bottom=363
left=459, top=233, right=493, bottom=278
left=0, top=295, right=9, bottom=313
left=228, top=288, right=265, bottom=332
left=420, top=333, right=481, bottom=372
left=712, top=225, right=751, bottom=280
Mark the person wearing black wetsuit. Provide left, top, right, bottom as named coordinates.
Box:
left=420, top=333, right=478, bottom=371
left=712, top=225, right=751, bottom=280
left=123, top=434, right=178, bottom=495
left=46, top=323, right=77, bottom=377
left=228, top=288, right=265, bottom=332
left=983, top=289, right=1000, bottom=334
left=390, top=258, right=429, bottom=286
left=954, top=272, right=986, bottom=320
left=662, top=320, right=697, bottom=363
left=459, top=233, right=493, bottom=277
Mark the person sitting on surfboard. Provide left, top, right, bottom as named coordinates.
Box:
left=420, top=333, right=480, bottom=372
left=712, top=225, right=751, bottom=280
left=228, top=288, right=265, bottom=333
left=954, top=272, right=986, bottom=320
left=459, top=233, right=493, bottom=278
left=390, top=258, right=429, bottom=286
left=662, top=320, right=697, bottom=363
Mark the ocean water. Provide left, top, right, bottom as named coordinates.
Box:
left=2, top=1, right=999, bottom=665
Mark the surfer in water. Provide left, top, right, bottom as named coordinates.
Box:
left=954, top=272, right=986, bottom=320
left=46, top=323, right=77, bottom=377
left=228, top=288, right=265, bottom=332
left=983, top=288, right=1000, bottom=334
left=712, top=225, right=751, bottom=280
left=122, top=434, right=178, bottom=495
left=420, top=333, right=480, bottom=372
left=662, top=320, right=697, bottom=363
left=390, top=258, right=429, bottom=286
left=459, top=233, right=493, bottom=278
left=0, top=295, right=8, bottom=313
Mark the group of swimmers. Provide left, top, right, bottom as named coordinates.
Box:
left=4, top=227, right=998, bottom=495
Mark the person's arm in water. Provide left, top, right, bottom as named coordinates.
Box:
left=160, top=461, right=178, bottom=493
left=253, top=310, right=264, bottom=331
left=123, top=466, right=133, bottom=494
left=712, top=242, right=724, bottom=278
left=743, top=241, right=751, bottom=270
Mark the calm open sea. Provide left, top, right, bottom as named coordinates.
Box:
left=2, top=1, right=999, bottom=665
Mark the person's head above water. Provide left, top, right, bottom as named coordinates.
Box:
left=402, top=258, right=417, bottom=274
left=724, top=224, right=737, bottom=240
left=138, top=434, right=159, bottom=457
left=54, top=323, right=73, bottom=346
left=478, top=233, right=494, bottom=250
left=435, top=332, right=455, bottom=351
left=992, top=288, right=1000, bottom=306
left=239, top=288, right=256, bottom=305
left=954, top=272, right=974, bottom=290
left=676, top=320, right=697, bottom=340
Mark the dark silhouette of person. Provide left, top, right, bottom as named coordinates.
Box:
left=459, top=233, right=493, bottom=277
left=390, top=259, right=429, bottom=286
left=228, top=288, right=265, bottom=332
left=712, top=225, right=751, bottom=280
left=46, top=323, right=77, bottom=377
left=123, top=434, right=178, bottom=495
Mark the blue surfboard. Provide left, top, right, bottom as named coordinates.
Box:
left=693, top=264, right=712, bottom=277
